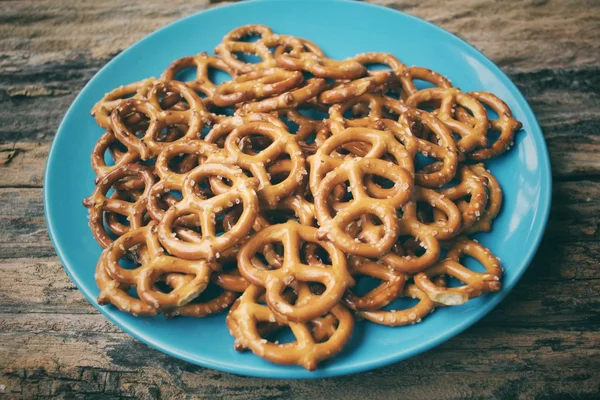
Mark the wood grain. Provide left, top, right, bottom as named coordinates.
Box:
left=1, top=0, right=599, bottom=398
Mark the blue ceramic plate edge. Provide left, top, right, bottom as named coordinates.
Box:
left=43, top=0, right=553, bottom=379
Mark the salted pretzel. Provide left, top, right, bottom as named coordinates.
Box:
left=226, top=284, right=354, bottom=370
left=357, top=284, right=436, bottom=326
left=463, top=164, right=502, bottom=233
left=161, top=52, right=235, bottom=101
left=406, top=88, right=489, bottom=152
left=163, top=275, right=238, bottom=317
left=343, top=257, right=406, bottom=311
left=427, top=163, right=488, bottom=233
left=399, top=66, right=453, bottom=98
left=318, top=70, right=396, bottom=104
left=91, top=78, right=157, bottom=129
left=275, top=50, right=367, bottom=80
left=414, top=238, right=503, bottom=305
left=110, top=80, right=210, bottom=160
left=457, top=91, right=523, bottom=160
left=218, top=121, right=307, bottom=208
left=240, top=78, right=327, bottom=114
left=237, top=221, right=353, bottom=322
left=213, top=68, right=304, bottom=107
left=314, top=157, right=413, bottom=257
left=402, top=108, right=459, bottom=188
left=157, top=163, right=259, bottom=260
left=83, top=163, right=155, bottom=248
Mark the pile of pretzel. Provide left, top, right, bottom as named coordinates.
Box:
left=85, top=25, right=522, bottom=370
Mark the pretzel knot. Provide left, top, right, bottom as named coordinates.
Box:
left=314, top=157, right=413, bottom=257
left=237, top=221, right=353, bottom=323
left=414, top=238, right=503, bottom=305
left=161, top=52, right=235, bottom=102
left=83, top=163, right=155, bottom=248
left=343, top=257, right=406, bottom=311
left=95, top=224, right=215, bottom=316
left=318, top=70, right=396, bottom=105
left=458, top=91, right=523, bottom=160
left=110, top=80, right=210, bottom=160
left=407, top=88, right=489, bottom=153
left=226, top=284, right=354, bottom=370
left=157, top=163, right=259, bottom=261
left=220, top=121, right=307, bottom=208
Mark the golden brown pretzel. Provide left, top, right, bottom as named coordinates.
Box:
left=275, top=51, right=367, bottom=80
left=343, top=257, right=406, bottom=311
left=318, top=70, right=396, bottom=104
left=226, top=284, right=354, bottom=370
left=83, top=164, right=155, bottom=248
left=240, top=78, right=327, bottom=114
left=91, top=131, right=141, bottom=178
left=457, top=91, right=522, bottom=160
left=237, top=221, right=353, bottom=322
left=220, top=121, right=307, bottom=208
left=414, top=238, right=503, bottom=305
left=357, top=284, right=436, bottom=326
left=213, top=68, right=304, bottom=107
left=399, top=66, right=453, bottom=98
left=91, top=78, right=157, bottom=130
left=161, top=52, right=235, bottom=101
left=314, top=157, right=413, bottom=257
left=163, top=275, right=238, bottom=318
left=402, top=108, right=459, bottom=188
left=157, top=163, right=259, bottom=261
left=215, top=40, right=275, bottom=74
left=463, top=164, right=502, bottom=233
left=110, top=80, right=209, bottom=160
left=406, top=88, right=489, bottom=152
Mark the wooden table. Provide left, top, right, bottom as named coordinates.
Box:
left=1, top=0, right=599, bottom=398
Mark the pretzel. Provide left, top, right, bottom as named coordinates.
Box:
left=240, top=78, right=327, bottom=114
left=318, top=70, right=396, bottom=104
left=83, top=164, right=155, bottom=248
left=276, top=51, right=367, bottom=80
left=237, top=221, right=353, bottom=322
left=429, top=163, right=488, bottom=232
left=463, top=164, right=502, bottom=233
left=161, top=52, right=235, bottom=101
left=402, top=108, right=459, bottom=188
left=343, top=257, right=406, bottom=311
left=457, top=91, right=523, bottom=160
left=406, top=88, right=489, bottom=152
left=399, top=66, right=453, bottom=98
left=357, top=284, right=436, bottom=326
left=110, top=80, right=209, bottom=160
left=157, top=163, right=259, bottom=261
left=91, top=78, right=156, bottom=129
left=414, top=238, right=503, bottom=305
left=314, top=157, right=413, bottom=257
left=164, top=276, right=238, bottom=318
left=213, top=68, right=304, bottom=107
left=218, top=121, right=307, bottom=208
left=226, top=284, right=354, bottom=370
left=276, top=107, right=329, bottom=154
left=351, top=52, right=407, bottom=75
left=215, top=40, right=275, bottom=74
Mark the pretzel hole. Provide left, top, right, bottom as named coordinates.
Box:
left=239, top=134, right=274, bottom=156
left=460, top=252, right=488, bottom=274
left=353, top=275, right=384, bottom=297
left=157, top=91, right=186, bottom=111
left=298, top=107, right=329, bottom=121
left=188, top=281, right=226, bottom=303
left=264, top=210, right=295, bottom=225
left=208, top=67, right=233, bottom=86
left=364, top=63, right=392, bottom=72
left=366, top=174, right=395, bottom=190
left=300, top=242, right=332, bottom=266
left=280, top=115, right=300, bottom=133
left=167, top=153, right=199, bottom=175
left=206, top=105, right=235, bottom=117
left=380, top=296, right=420, bottom=312
left=269, top=327, right=296, bottom=345
left=233, top=52, right=263, bottom=65
left=117, top=244, right=145, bottom=270
left=398, top=237, right=427, bottom=257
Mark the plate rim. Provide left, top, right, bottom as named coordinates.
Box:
left=43, top=0, right=552, bottom=379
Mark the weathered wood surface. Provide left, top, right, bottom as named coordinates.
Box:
left=1, top=0, right=599, bottom=398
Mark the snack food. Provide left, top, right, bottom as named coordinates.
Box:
left=85, top=24, right=522, bottom=370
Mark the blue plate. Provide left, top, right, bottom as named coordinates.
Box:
left=44, top=0, right=552, bottom=379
